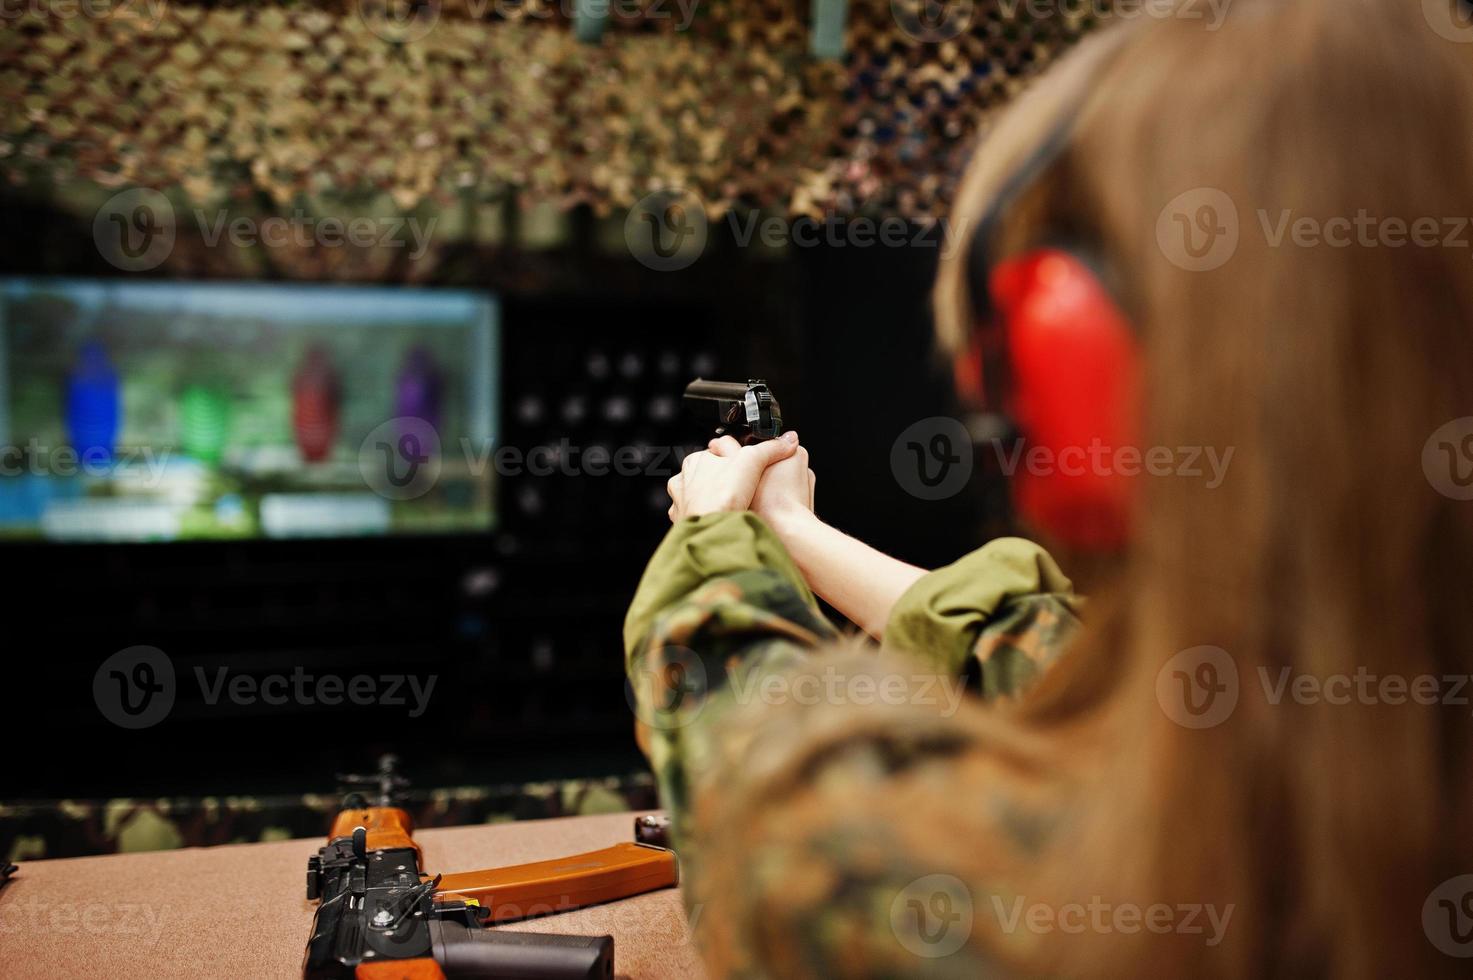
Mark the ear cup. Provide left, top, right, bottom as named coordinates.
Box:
left=989, top=249, right=1141, bottom=551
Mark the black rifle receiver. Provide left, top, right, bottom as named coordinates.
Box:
left=303, top=757, right=616, bottom=980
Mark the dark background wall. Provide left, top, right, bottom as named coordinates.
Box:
left=2, top=201, right=994, bottom=800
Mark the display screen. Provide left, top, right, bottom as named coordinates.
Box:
left=0, top=279, right=497, bottom=541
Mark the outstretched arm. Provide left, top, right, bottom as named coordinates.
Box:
left=743, top=435, right=1079, bottom=688
left=695, top=432, right=926, bottom=639
left=624, top=509, right=1083, bottom=978
left=759, top=507, right=928, bottom=640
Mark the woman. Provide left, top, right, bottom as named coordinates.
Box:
left=624, top=1, right=1473, bottom=975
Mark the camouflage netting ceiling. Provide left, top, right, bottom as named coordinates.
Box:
left=2, top=0, right=1100, bottom=223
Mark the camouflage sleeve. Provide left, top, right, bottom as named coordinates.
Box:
left=882, top=537, right=1082, bottom=701
left=686, top=650, right=1074, bottom=978
left=624, top=520, right=1081, bottom=978
left=622, top=511, right=826, bottom=661
left=622, top=511, right=841, bottom=844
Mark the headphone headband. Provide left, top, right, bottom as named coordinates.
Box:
left=964, top=107, right=1085, bottom=325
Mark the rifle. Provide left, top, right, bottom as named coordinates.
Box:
left=303, top=756, right=678, bottom=979
left=683, top=379, right=783, bottom=444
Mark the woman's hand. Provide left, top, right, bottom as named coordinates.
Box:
left=750, top=433, right=816, bottom=531
left=666, top=432, right=800, bottom=521
left=669, top=430, right=925, bottom=637
left=702, top=430, right=927, bottom=638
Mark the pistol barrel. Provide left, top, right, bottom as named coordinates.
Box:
left=683, top=379, right=755, bottom=402
left=683, top=379, right=783, bottom=442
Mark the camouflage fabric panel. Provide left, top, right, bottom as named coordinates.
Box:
left=974, top=593, right=1082, bottom=702
left=883, top=536, right=1082, bottom=683
left=628, top=567, right=840, bottom=858
left=0, top=773, right=657, bottom=861
left=645, top=642, right=1071, bottom=979
left=0, top=0, right=1105, bottom=220
left=625, top=525, right=1084, bottom=975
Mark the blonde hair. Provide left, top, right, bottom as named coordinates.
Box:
left=936, top=2, right=1473, bottom=976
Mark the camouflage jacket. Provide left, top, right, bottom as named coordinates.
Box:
left=623, top=512, right=1082, bottom=978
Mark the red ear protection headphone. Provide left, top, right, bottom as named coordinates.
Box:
left=959, top=115, right=1142, bottom=552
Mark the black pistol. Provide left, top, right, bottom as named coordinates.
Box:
left=683, top=379, right=783, bottom=443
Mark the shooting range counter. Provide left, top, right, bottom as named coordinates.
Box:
left=0, top=811, right=700, bottom=979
